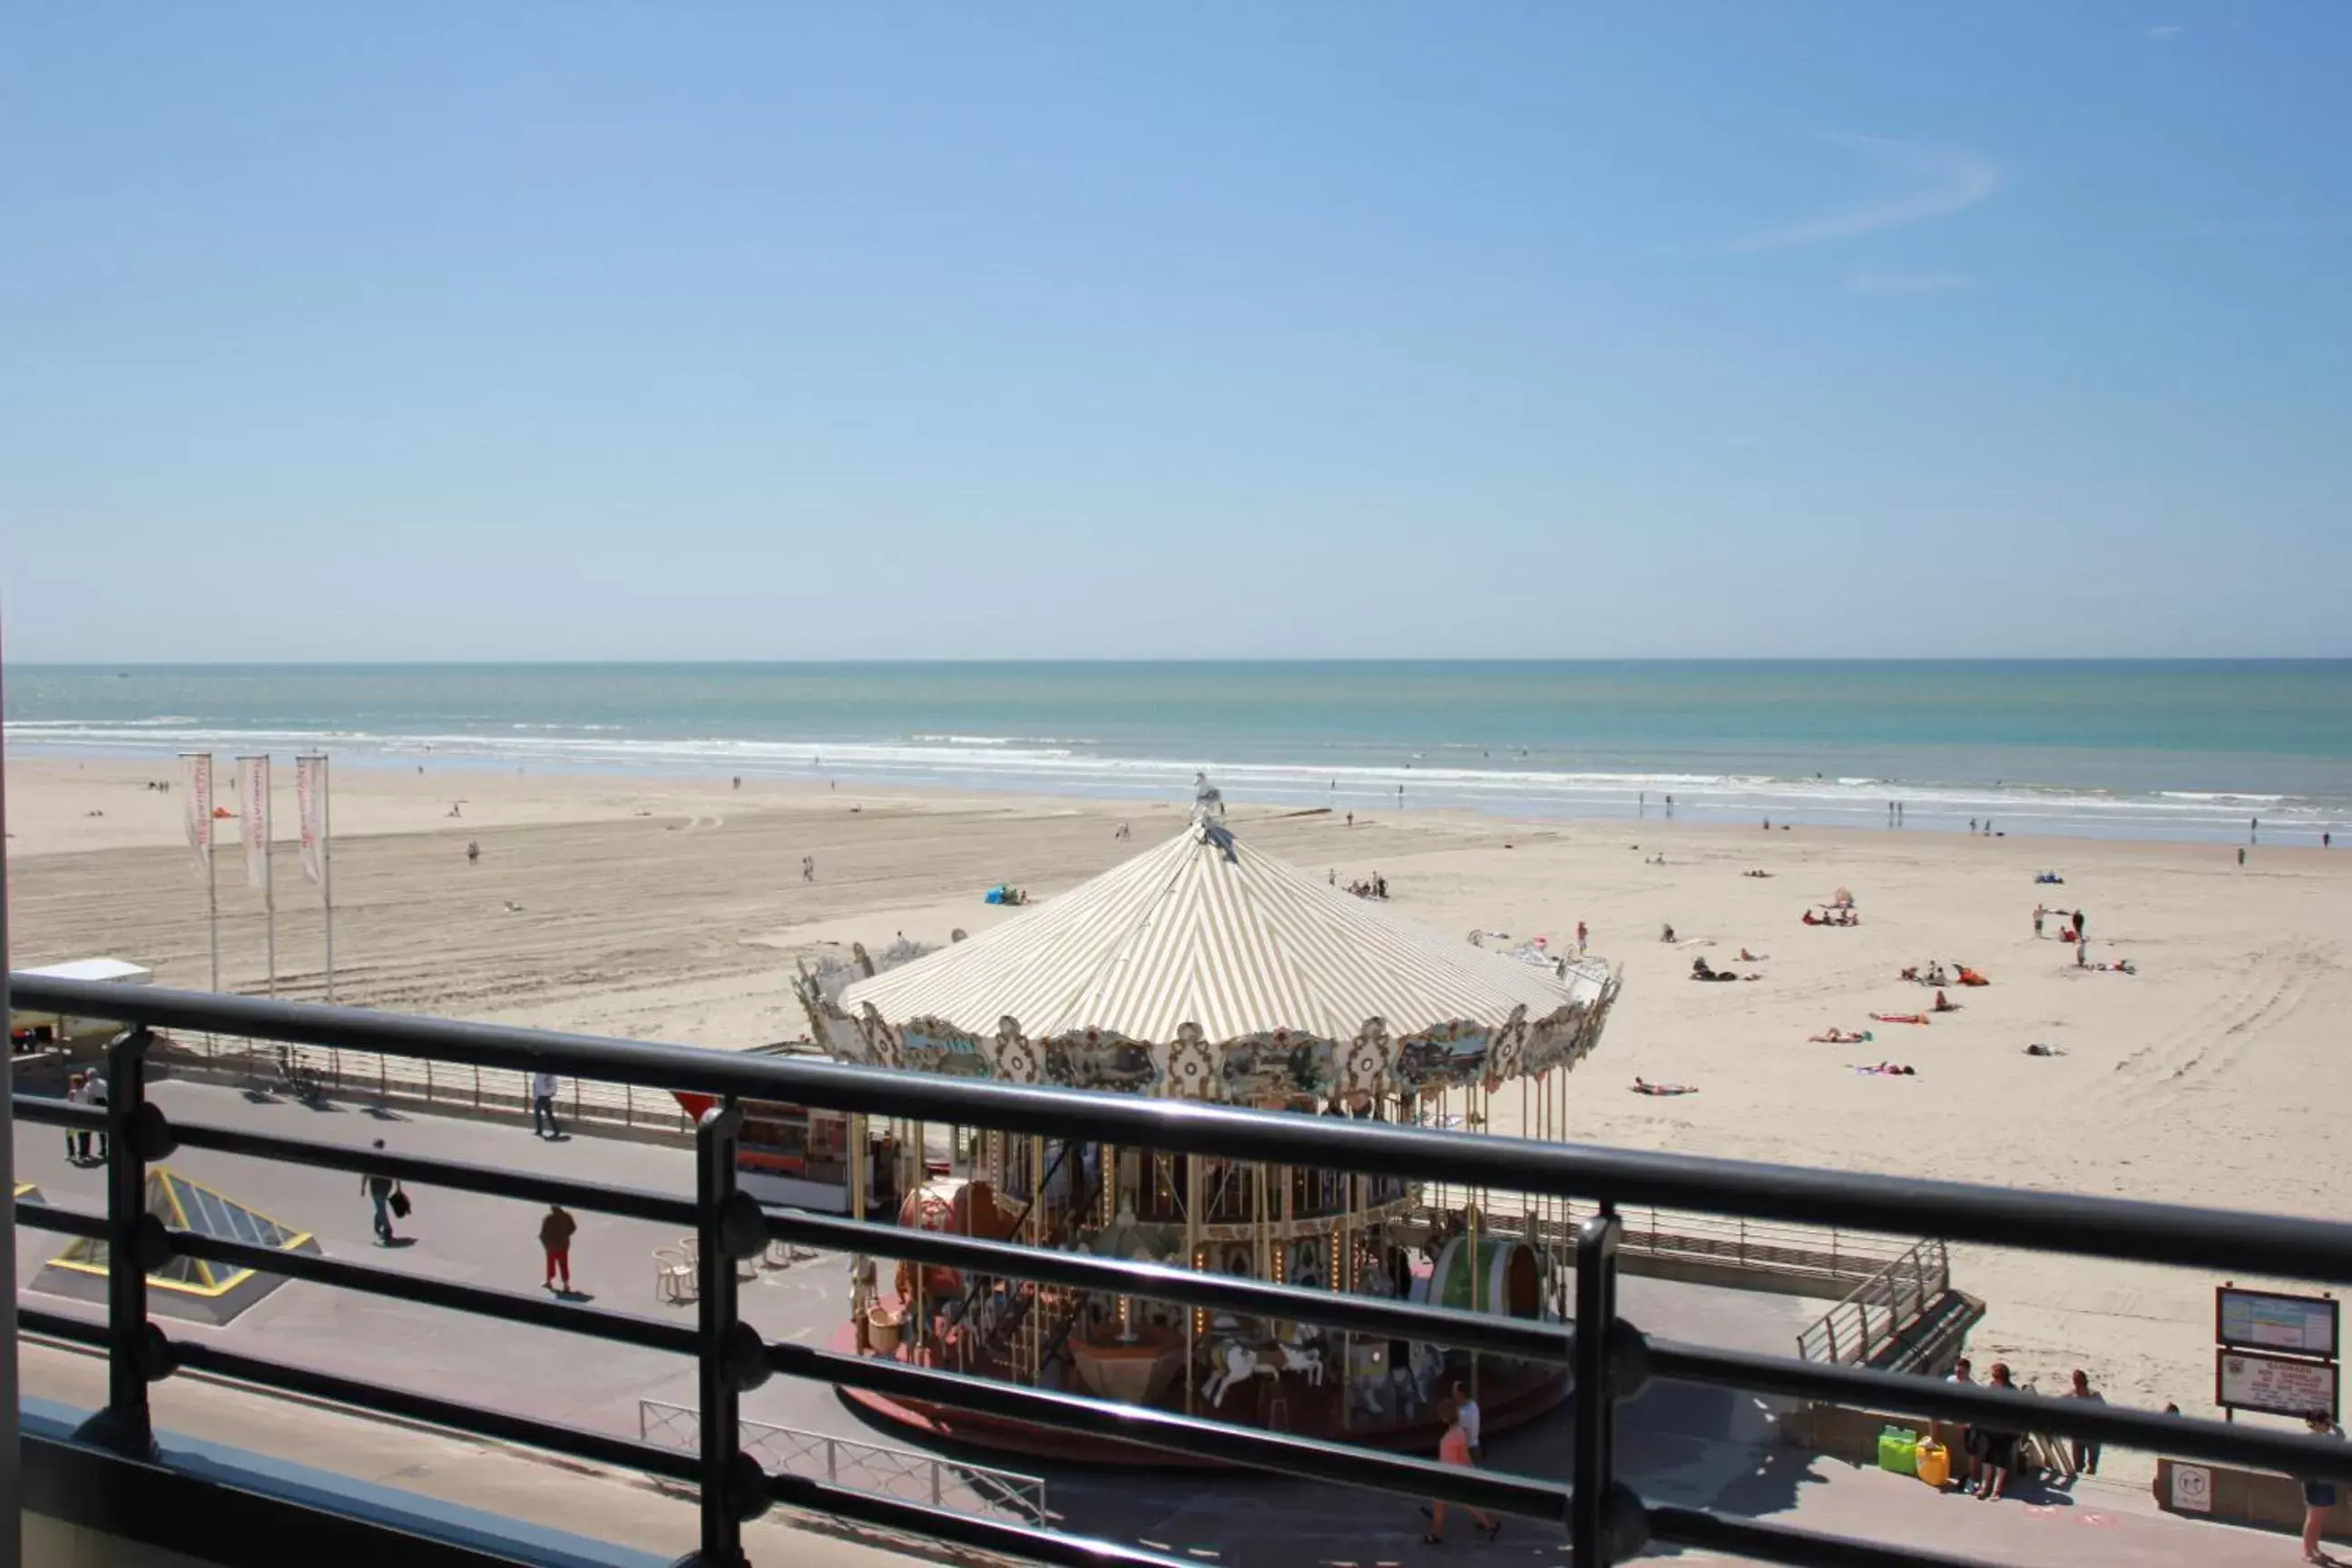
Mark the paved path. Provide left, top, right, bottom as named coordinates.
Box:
left=14, top=1082, right=2315, bottom=1566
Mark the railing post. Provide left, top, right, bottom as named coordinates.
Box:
left=677, top=1101, right=771, bottom=1568
left=74, top=1026, right=173, bottom=1459
left=1572, top=1207, right=1642, bottom=1564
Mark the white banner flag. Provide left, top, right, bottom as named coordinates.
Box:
left=296, top=755, right=328, bottom=886
left=182, top=753, right=214, bottom=879
left=238, top=755, right=272, bottom=891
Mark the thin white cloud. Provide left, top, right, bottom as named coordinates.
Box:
left=1720, top=135, right=2001, bottom=254
left=2147, top=24, right=2186, bottom=40
left=1841, top=270, right=1975, bottom=296
left=2139, top=216, right=2352, bottom=240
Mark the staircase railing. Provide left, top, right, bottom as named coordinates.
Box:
left=1796, top=1238, right=1949, bottom=1364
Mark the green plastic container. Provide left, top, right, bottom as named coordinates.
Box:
left=1877, top=1426, right=1919, bottom=1476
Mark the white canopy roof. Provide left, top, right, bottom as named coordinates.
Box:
left=15, top=958, right=152, bottom=986
left=840, top=815, right=1606, bottom=1044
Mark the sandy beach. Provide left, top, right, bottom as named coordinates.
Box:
left=8, top=757, right=2348, bottom=1455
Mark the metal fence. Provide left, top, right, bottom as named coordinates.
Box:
left=14, top=975, right=2352, bottom=1568
left=1433, top=1183, right=1913, bottom=1290
left=1795, top=1238, right=1951, bottom=1366
left=639, top=1398, right=1048, bottom=1528
left=162, top=1033, right=699, bottom=1136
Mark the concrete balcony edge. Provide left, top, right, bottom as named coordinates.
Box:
left=20, top=1396, right=670, bottom=1568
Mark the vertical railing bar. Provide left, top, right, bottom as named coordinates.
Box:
left=691, top=1100, right=751, bottom=1566
left=1571, top=1205, right=1622, bottom=1563
left=76, top=1026, right=159, bottom=1458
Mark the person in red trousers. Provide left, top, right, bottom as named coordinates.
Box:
left=540, top=1203, right=577, bottom=1293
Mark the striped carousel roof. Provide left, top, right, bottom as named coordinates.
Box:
left=838, top=813, right=1608, bottom=1044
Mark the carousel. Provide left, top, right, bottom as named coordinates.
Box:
left=793, top=802, right=1620, bottom=1458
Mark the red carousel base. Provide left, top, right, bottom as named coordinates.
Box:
left=830, top=1322, right=1571, bottom=1467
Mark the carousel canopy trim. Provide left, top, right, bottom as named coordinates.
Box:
left=839, top=815, right=1610, bottom=1047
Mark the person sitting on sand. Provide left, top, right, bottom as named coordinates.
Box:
left=1802, top=910, right=1821, bottom=926
left=1739, top=948, right=1766, bottom=962
left=1631, top=1078, right=1697, bottom=1096
left=1956, top=965, right=1989, bottom=986
left=1925, top=962, right=1949, bottom=986
left=1660, top=923, right=1676, bottom=943
left=1931, top=989, right=1960, bottom=1014
left=1899, top=965, right=1920, bottom=983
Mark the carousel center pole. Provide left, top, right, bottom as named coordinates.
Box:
left=1184, top=1147, right=1203, bottom=1415
left=1030, top=1132, right=1045, bottom=1382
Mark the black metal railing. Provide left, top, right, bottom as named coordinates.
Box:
left=12, top=975, right=2352, bottom=1568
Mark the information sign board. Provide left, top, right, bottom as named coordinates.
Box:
left=2216, top=1348, right=2339, bottom=1420
left=2217, top=1288, right=2337, bottom=1357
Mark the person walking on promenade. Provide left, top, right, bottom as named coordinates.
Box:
left=64, top=1073, right=93, bottom=1162
left=363, top=1140, right=400, bottom=1246
left=540, top=1203, right=577, bottom=1293
left=1422, top=1401, right=1499, bottom=1544
left=532, top=1070, right=562, bottom=1139
left=2063, top=1368, right=2103, bottom=1477
left=1450, top=1378, right=1484, bottom=1464
left=1941, top=1357, right=1981, bottom=1494
left=2302, top=1411, right=2344, bottom=1564
left=1972, top=1363, right=2022, bottom=1500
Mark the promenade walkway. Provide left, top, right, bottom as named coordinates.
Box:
left=14, top=1081, right=2309, bottom=1566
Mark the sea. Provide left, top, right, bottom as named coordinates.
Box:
left=7, top=662, right=2350, bottom=844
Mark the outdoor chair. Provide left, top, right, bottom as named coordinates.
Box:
left=653, top=1247, right=697, bottom=1305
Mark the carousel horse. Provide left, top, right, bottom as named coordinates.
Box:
left=1272, top=1335, right=1327, bottom=1387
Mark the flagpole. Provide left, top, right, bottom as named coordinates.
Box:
left=264, top=800, right=278, bottom=999
left=238, top=755, right=275, bottom=997
left=315, top=754, right=335, bottom=1004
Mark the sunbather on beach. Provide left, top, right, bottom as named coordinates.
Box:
left=1871, top=1012, right=1931, bottom=1025
left=1852, top=1062, right=1917, bottom=1076
left=1631, top=1078, right=1698, bottom=1096
left=1931, top=990, right=1960, bottom=1013
left=1811, top=1027, right=1875, bottom=1044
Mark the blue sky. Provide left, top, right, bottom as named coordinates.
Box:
left=3, top=4, right=2345, bottom=660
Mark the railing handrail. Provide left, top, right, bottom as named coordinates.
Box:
left=1796, top=1237, right=1952, bottom=1364
left=16, top=974, right=2352, bottom=1568
left=638, top=1397, right=1048, bottom=1526
left=19, top=974, right=2352, bottom=1285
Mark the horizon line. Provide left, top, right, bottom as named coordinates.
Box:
left=10, top=655, right=2351, bottom=670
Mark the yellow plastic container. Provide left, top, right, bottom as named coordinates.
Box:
left=1913, top=1438, right=1950, bottom=1489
